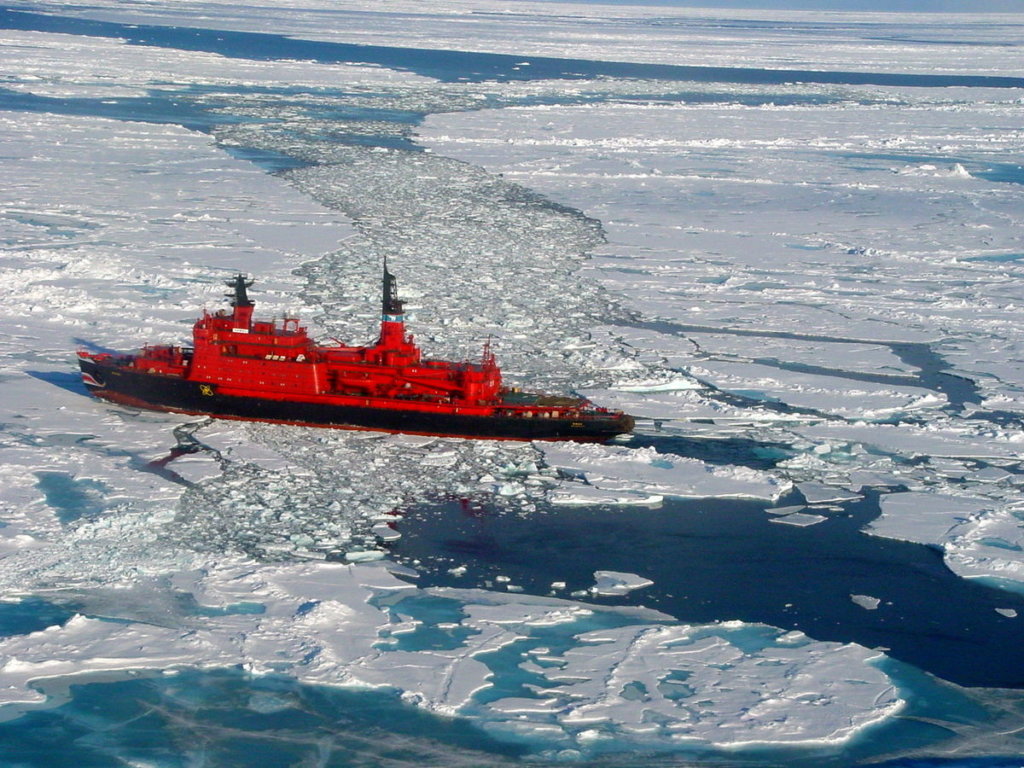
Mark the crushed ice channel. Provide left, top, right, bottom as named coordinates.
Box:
left=2, top=13, right=1024, bottom=762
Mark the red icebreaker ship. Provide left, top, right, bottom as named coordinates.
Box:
left=77, top=266, right=634, bottom=441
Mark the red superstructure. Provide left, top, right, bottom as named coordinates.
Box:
left=78, top=266, right=634, bottom=441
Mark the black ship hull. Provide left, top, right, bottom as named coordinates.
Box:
left=79, top=358, right=633, bottom=441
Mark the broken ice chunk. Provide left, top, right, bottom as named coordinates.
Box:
left=769, top=512, right=827, bottom=527
left=850, top=594, right=881, bottom=610
left=372, top=523, right=401, bottom=542
left=765, top=505, right=806, bottom=516
left=590, top=571, right=653, bottom=596
left=798, top=482, right=861, bottom=504
left=345, top=550, right=385, bottom=563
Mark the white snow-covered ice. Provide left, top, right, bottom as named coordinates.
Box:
left=545, top=442, right=787, bottom=503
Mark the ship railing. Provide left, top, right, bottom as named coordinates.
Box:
left=79, top=348, right=136, bottom=366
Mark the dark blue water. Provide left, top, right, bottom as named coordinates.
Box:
left=973, top=163, right=1024, bottom=187
left=4, top=6, right=1024, bottom=89
left=390, top=495, right=1024, bottom=689
left=876, top=761, right=1024, bottom=768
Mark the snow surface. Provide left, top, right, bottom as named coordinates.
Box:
left=0, top=28, right=429, bottom=100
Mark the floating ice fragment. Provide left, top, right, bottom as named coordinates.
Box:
left=550, top=485, right=664, bottom=506
left=344, top=550, right=385, bottom=563
left=496, top=482, right=521, bottom=496
left=372, top=523, right=401, bottom=542
left=766, top=505, right=806, bottom=516
left=850, top=594, right=881, bottom=611
left=970, top=467, right=1011, bottom=483
left=590, top=571, right=653, bottom=596
left=614, top=378, right=702, bottom=393
left=544, top=443, right=786, bottom=502
left=798, top=482, right=861, bottom=505
left=770, top=512, right=827, bottom=527
left=995, top=608, right=1018, bottom=618
left=870, top=492, right=989, bottom=544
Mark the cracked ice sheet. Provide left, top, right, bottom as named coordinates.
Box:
left=796, top=422, right=1024, bottom=462
left=419, top=93, right=1024, bottom=408
left=0, top=560, right=903, bottom=751
left=27, top=0, right=1024, bottom=78
left=869, top=492, right=1024, bottom=588
left=543, top=442, right=788, bottom=504
left=0, top=29, right=430, bottom=100
left=685, top=332, right=915, bottom=376
left=688, top=360, right=945, bottom=419
left=0, top=110, right=350, bottom=354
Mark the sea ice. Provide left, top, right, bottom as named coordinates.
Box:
left=590, top=571, right=654, bottom=597
left=46, top=0, right=1023, bottom=77
left=0, top=561, right=905, bottom=750
left=867, top=491, right=1024, bottom=587
left=417, top=83, right=1024, bottom=594
left=770, top=512, right=828, bottom=528
left=543, top=443, right=788, bottom=502
left=2, top=4, right=1023, bottom=760
left=798, top=482, right=862, bottom=505
left=869, top=492, right=990, bottom=545
left=850, top=594, right=882, bottom=611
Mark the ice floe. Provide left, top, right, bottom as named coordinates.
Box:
left=0, top=561, right=903, bottom=750
left=543, top=442, right=789, bottom=503
left=590, top=571, right=653, bottom=597
left=868, top=491, right=1024, bottom=587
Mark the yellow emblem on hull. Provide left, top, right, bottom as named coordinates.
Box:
left=199, top=384, right=215, bottom=396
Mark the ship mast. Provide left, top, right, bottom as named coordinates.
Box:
left=382, top=258, right=403, bottom=320
left=226, top=274, right=255, bottom=329
left=377, top=259, right=413, bottom=353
